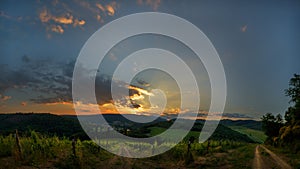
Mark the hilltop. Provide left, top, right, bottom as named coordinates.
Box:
left=0, top=113, right=262, bottom=143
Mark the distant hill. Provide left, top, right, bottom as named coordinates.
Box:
left=130, top=120, right=255, bottom=143
left=0, top=113, right=84, bottom=138
left=220, top=119, right=262, bottom=130
left=0, top=113, right=258, bottom=142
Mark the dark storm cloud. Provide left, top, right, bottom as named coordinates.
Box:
left=0, top=64, right=40, bottom=95
left=0, top=55, right=144, bottom=107
left=0, top=56, right=72, bottom=104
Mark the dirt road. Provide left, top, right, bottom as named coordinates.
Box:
left=253, top=145, right=292, bottom=169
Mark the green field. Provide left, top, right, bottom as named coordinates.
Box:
left=229, top=126, right=267, bottom=143
left=0, top=132, right=257, bottom=169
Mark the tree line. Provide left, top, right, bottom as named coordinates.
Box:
left=262, top=74, right=300, bottom=152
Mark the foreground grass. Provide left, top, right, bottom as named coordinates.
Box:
left=0, top=132, right=257, bottom=169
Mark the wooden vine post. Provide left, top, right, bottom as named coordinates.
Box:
left=15, top=129, right=22, bottom=159
left=206, top=139, right=210, bottom=154
left=72, top=138, right=76, bottom=158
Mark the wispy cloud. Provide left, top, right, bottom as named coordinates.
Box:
left=137, top=0, right=161, bottom=11
left=73, top=18, right=85, bottom=27
left=95, top=2, right=119, bottom=17
left=49, top=25, right=64, bottom=34
left=241, top=25, right=247, bottom=32
left=39, top=8, right=51, bottom=23
left=0, top=94, right=11, bottom=102
left=21, top=101, right=27, bottom=106
left=96, top=3, right=106, bottom=13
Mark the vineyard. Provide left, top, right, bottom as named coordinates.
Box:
left=0, top=131, right=257, bottom=169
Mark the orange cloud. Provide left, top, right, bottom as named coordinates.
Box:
left=39, top=8, right=85, bottom=34
left=50, top=25, right=64, bottom=34
left=96, top=2, right=118, bottom=16
left=21, top=102, right=27, bottom=106
left=52, top=15, right=73, bottom=24
left=73, top=18, right=85, bottom=27
left=130, top=94, right=145, bottom=100
left=106, top=5, right=115, bottom=16
left=0, top=95, right=11, bottom=101
left=128, top=85, right=154, bottom=96
left=96, top=3, right=106, bottom=12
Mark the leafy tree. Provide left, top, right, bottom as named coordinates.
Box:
left=261, top=113, right=283, bottom=138
left=284, top=74, right=300, bottom=124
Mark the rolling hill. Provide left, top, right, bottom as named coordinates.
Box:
left=0, top=113, right=262, bottom=143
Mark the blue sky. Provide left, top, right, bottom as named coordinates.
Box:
left=0, top=0, right=299, bottom=119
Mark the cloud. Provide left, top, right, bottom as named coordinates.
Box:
left=73, top=19, right=85, bottom=27
left=137, top=0, right=161, bottom=11
left=21, top=101, right=27, bottom=106
left=0, top=94, right=11, bottom=102
left=38, top=8, right=85, bottom=34
left=96, top=14, right=102, bottom=23
left=96, top=2, right=119, bottom=16
left=106, top=4, right=116, bottom=16
left=0, top=64, right=41, bottom=97
left=96, top=3, right=106, bottom=13
left=50, top=25, right=64, bottom=34
left=39, top=8, right=51, bottom=23
left=222, top=113, right=252, bottom=119
left=128, top=85, right=154, bottom=96
left=52, top=15, right=73, bottom=24
left=241, top=25, right=247, bottom=32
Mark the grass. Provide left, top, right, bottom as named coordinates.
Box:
left=264, top=145, right=300, bottom=168
left=230, top=126, right=267, bottom=143
left=149, top=127, right=200, bottom=140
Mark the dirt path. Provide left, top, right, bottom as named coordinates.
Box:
left=253, top=145, right=262, bottom=169
left=253, top=145, right=292, bottom=169
left=260, top=145, right=292, bottom=169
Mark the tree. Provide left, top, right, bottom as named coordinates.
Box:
left=284, top=74, right=300, bottom=124
left=262, top=74, right=300, bottom=151
left=261, top=113, right=283, bottom=138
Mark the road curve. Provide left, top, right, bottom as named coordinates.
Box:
left=260, top=145, right=292, bottom=169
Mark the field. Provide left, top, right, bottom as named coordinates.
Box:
left=0, top=131, right=257, bottom=169
left=229, top=126, right=267, bottom=143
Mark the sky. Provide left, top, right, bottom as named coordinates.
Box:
left=0, top=0, right=299, bottom=120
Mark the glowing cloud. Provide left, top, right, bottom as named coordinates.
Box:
left=50, top=25, right=64, bottom=34
left=39, top=8, right=85, bottom=34
left=73, top=19, right=86, bottom=27
left=52, top=15, right=73, bottom=24
left=106, top=5, right=115, bottom=16
left=128, top=85, right=154, bottom=96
